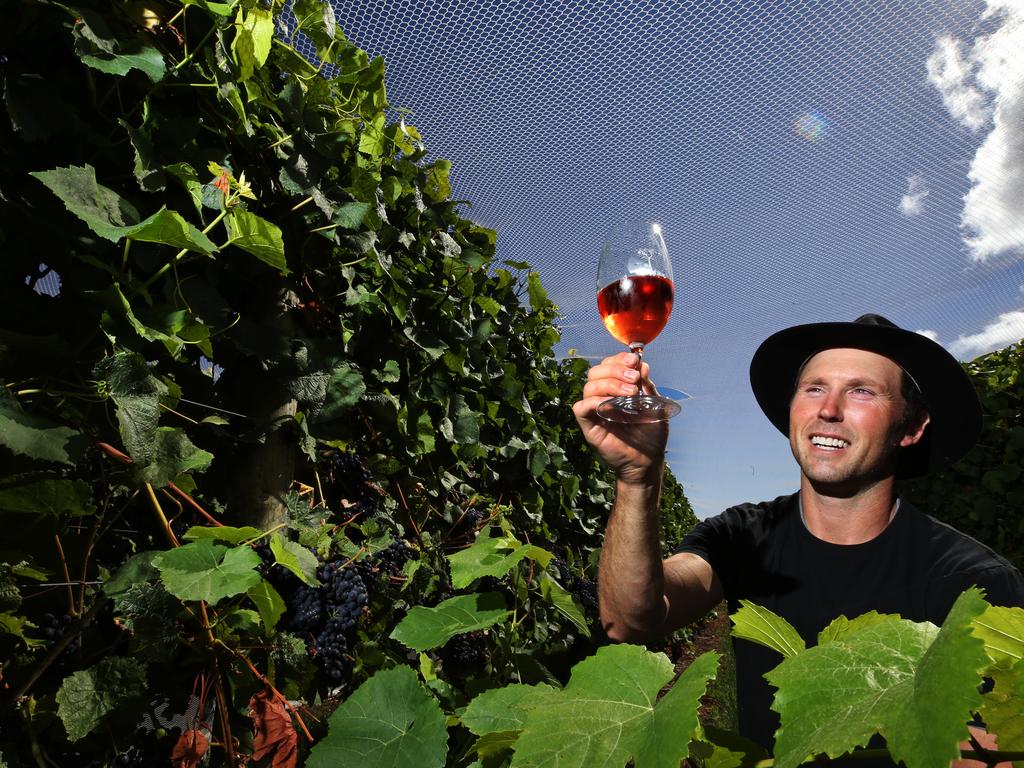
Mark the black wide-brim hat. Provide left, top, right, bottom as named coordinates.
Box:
left=749, top=313, right=982, bottom=478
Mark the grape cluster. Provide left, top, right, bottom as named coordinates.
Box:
left=374, top=540, right=413, bottom=575
left=320, top=449, right=381, bottom=520
left=440, top=631, right=488, bottom=675
left=449, top=506, right=486, bottom=542
left=552, top=558, right=599, bottom=614
left=37, top=612, right=81, bottom=663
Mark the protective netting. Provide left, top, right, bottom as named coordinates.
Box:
left=296, top=0, right=1024, bottom=517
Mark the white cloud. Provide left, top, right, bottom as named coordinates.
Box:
left=900, top=175, right=929, bottom=216
left=949, top=309, right=1024, bottom=359
left=926, top=36, right=989, bottom=131
left=915, top=328, right=939, bottom=342
left=928, top=4, right=1024, bottom=261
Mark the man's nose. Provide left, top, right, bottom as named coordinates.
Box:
left=818, top=392, right=843, bottom=421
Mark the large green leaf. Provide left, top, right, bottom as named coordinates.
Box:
left=73, top=13, right=166, bottom=82
left=730, top=600, right=806, bottom=659
left=247, top=579, right=286, bottom=635
left=509, top=645, right=715, bottom=768
left=306, top=665, right=447, bottom=768
left=152, top=540, right=262, bottom=604
left=0, top=394, right=85, bottom=466
left=390, top=593, right=509, bottom=652
left=0, top=477, right=94, bottom=517
left=766, top=589, right=991, bottom=768
left=448, top=531, right=552, bottom=589
left=232, top=5, right=273, bottom=80
left=31, top=167, right=214, bottom=252
left=56, top=657, right=147, bottom=741
left=227, top=208, right=288, bottom=272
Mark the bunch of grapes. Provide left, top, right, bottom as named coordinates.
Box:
left=319, top=449, right=381, bottom=520
left=552, top=558, right=599, bottom=614
left=36, top=612, right=81, bottom=665
left=440, top=631, right=489, bottom=675
left=374, top=540, right=414, bottom=575
left=449, top=506, right=486, bottom=543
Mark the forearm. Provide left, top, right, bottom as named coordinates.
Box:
left=598, top=471, right=669, bottom=642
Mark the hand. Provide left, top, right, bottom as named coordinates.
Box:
left=572, top=352, right=669, bottom=486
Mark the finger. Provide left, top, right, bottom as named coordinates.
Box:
left=583, top=377, right=640, bottom=400
left=587, top=357, right=642, bottom=384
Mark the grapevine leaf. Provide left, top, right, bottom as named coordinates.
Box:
left=730, top=600, right=806, bottom=659
left=0, top=612, right=44, bottom=648
left=134, top=427, right=214, bottom=488
left=390, top=592, right=510, bottom=652
left=250, top=690, right=298, bottom=768
left=971, top=604, right=1024, bottom=666
left=317, top=363, right=366, bottom=422
left=104, top=551, right=159, bottom=596
left=978, top=659, right=1024, bottom=750
left=510, top=644, right=703, bottom=768
left=183, top=525, right=264, bottom=545
left=537, top=571, right=590, bottom=636
left=94, top=351, right=167, bottom=465
left=462, top=683, right=560, bottom=736
left=247, top=579, right=287, bottom=635
left=306, top=666, right=447, bottom=768
left=767, top=589, right=991, bottom=768
left=152, top=540, right=262, bottom=605
left=0, top=393, right=85, bottom=466
left=232, top=5, right=273, bottom=80
left=332, top=201, right=371, bottom=229
left=109, top=284, right=185, bottom=357
left=817, top=611, right=898, bottom=645
left=31, top=166, right=213, bottom=250
left=448, top=532, right=552, bottom=589
left=75, top=26, right=166, bottom=82
left=228, top=208, right=288, bottom=273
left=526, top=272, right=549, bottom=313
left=636, top=651, right=721, bottom=768
left=424, top=159, right=451, bottom=202
left=0, top=477, right=94, bottom=517
left=269, top=534, right=320, bottom=586
left=56, top=657, right=147, bottom=741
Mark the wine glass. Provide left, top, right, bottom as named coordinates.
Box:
left=596, top=220, right=681, bottom=423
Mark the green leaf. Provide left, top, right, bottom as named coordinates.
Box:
left=269, top=533, right=320, bottom=586
left=474, top=295, right=502, bottom=318
left=817, top=611, right=898, bottom=644
left=152, top=540, right=262, bottom=605
left=134, top=427, right=213, bottom=488
left=462, top=683, right=559, bottom=737
left=0, top=393, right=85, bottom=465
left=0, top=612, right=44, bottom=648
left=0, top=477, right=94, bottom=517
left=228, top=208, right=288, bottom=272
left=103, top=552, right=158, bottom=596
left=94, top=351, right=167, bottom=466
left=332, top=201, right=371, bottom=229
left=318, top=363, right=366, bottom=422
left=247, top=579, right=286, bottom=635
left=424, top=159, right=452, bottom=202
left=977, top=658, right=1024, bottom=750
left=183, top=525, right=263, bottom=545
left=306, top=666, right=447, bottom=768
left=526, top=271, right=549, bottom=313
left=56, top=658, right=147, bottom=741
left=109, top=285, right=185, bottom=357
left=971, top=604, right=1024, bottom=666
left=74, top=19, right=166, bottom=83
left=730, top=600, right=806, bottom=659
left=510, top=644, right=711, bottom=768
left=447, top=531, right=553, bottom=589
left=390, top=592, right=510, bottom=652
left=766, top=589, right=991, bottom=768
left=31, top=166, right=214, bottom=251
left=537, top=571, right=590, bottom=636
left=232, top=5, right=273, bottom=79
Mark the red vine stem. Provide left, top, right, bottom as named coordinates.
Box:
left=199, top=603, right=238, bottom=767
left=168, top=482, right=223, bottom=527
left=96, top=441, right=133, bottom=464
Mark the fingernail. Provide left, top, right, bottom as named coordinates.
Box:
left=622, top=383, right=638, bottom=394
left=624, top=369, right=640, bottom=381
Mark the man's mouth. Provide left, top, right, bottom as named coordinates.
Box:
left=810, top=435, right=849, bottom=450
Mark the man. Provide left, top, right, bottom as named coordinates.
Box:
left=573, top=314, right=1024, bottom=753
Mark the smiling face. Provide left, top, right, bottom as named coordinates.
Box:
left=789, top=347, right=930, bottom=493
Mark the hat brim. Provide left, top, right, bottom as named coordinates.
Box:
left=749, top=321, right=982, bottom=477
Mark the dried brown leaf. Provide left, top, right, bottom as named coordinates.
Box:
left=171, top=728, right=210, bottom=768
left=249, top=690, right=298, bottom=768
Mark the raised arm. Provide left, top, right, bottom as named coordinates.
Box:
left=573, top=352, right=723, bottom=643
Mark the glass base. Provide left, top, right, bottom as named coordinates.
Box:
left=596, top=394, right=681, bottom=423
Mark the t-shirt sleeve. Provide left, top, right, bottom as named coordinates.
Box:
left=928, top=563, right=1024, bottom=618
left=673, top=509, right=740, bottom=588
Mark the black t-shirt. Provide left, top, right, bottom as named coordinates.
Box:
left=675, top=493, right=1024, bottom=750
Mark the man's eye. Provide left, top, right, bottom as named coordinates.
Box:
left=852, top=387, right=874, bottom=395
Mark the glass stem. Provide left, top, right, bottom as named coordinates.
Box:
left=630, top=343, right=645, bottom=396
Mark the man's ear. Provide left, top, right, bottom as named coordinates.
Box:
left=900, top=411, right=931, bottom=447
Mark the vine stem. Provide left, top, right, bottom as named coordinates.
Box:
left=139, top=209, right=228, bottom=292
left=145, top=483, right=180, bottom=547
left=199, top=603, right=238, bottom=767
left=168, top=482, right=224, bottom=527
left=359, top=411, right=425, bottom=548
left=52, top=534, right=76, bottom=617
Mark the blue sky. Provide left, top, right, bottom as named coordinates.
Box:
left=319, top=0, right=1024, bottom=519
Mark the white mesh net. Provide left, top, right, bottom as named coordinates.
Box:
left=297, top=0, right=1024, bottom=517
